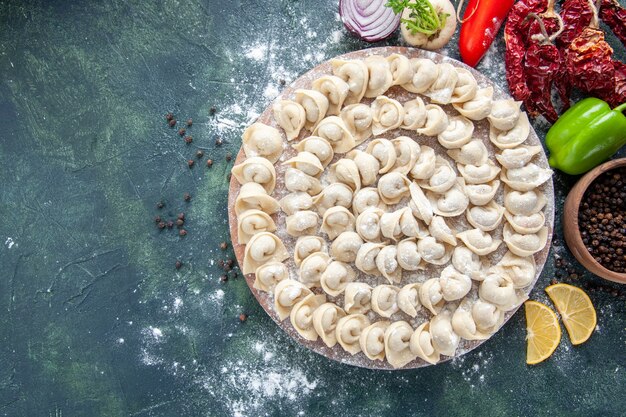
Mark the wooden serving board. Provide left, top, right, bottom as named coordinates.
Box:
left=227, top=47, right=555, bottom=370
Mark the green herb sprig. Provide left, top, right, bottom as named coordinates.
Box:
left=386, top=0, right=449, bottom=36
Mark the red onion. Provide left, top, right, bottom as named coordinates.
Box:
left=339, top=0, right=401, bottom=42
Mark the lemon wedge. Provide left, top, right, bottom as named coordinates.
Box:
left=546, top=283, right=597, bottom=345
left=524, top=300, right=561, bottom=365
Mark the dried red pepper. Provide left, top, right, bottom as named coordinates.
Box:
left=557, top=0, right=594, bottom=49
left=600, top=0, right=626, bottom=46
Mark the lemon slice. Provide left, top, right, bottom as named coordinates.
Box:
left=524, top=300, right=561, bottom=365
left=546, top=283, right=597, bottom=345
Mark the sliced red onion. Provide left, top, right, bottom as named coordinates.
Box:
left=339, top=0, right=401, bottom=42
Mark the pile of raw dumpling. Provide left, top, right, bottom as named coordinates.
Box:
left=231, top=53, right=552, bottom=369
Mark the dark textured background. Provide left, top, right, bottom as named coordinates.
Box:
left=0, top=1, right=624, bottom=416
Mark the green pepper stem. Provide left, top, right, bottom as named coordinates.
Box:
left=613, top=102, right=626, bottom=113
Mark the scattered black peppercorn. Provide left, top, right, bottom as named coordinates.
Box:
left=183, top=192, right=191, bottom=202
left=158, top=221, right=166, bottom=229
left=154, top=215, right=162, bottom=223
left=220, top=241, right=228, bottom=250
left=209, top=106, right=216, bottom=115
left=207, top=159, right=213, bottom=167
left=226, top=259, right=234, bottom=268
left=184, top=136, right=193, bottom=144
left=156, top=201, right=164, bottom=209
left=215, top=137, right=223, bottom=146
left=279, top=78, right=286, bottom=85
left=178, top=128, right=186, bottom=136
left=175, top=260, right=182, bottom=270
left=187, top=159, right=194, bottom=168
left=178, top=213, right=185, bottom=220
left=179, top=229, right=187, bottom=236
left=176, top=218, right=184, bottom=227
left=169, top=119, right=177, bottom=127
left=196, top=150, right=204, bottom=158
left=220, top=274, right=228, bottom=282
left=186, top=118, right=193, bottom=126
left=225, top=152, right=232, bottom=162
left=218, top=259, right=225, bottom=268
left=239, top=313, right=247, bottom=322
left=166, top=220, right=174, bottom=229
left=165, top=113, right=174, bottom=121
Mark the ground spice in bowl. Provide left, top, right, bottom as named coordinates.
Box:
left=579, top=166, right=626, bottom=273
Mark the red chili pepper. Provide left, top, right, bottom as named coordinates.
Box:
left=459, top=0, right=516, bottom=67
left=600, top=0, right=626, bottom=46
left=557, top=0, right=594, bottom=49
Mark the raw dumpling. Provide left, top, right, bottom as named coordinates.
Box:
left=360, top=321, right=390, bottom=361
left=379, top=209, right=405, bottom=242
left=356, top=207, right=385, bottom=242
left=494, top=251, right=536, bottom=288
left=429, top=309, right=460, bottom=357
left=451, top=68, right=477, bottom=103
left=466, top=201, right=505, bottom=232
left=418, top=236, right=453, bottom=266
left=344, top=282, right=373, bottom=314
left=429, top=215, right=457, bottom=246
left=371, top=284, right=400, bottom=317
left=293, top=136, right=334, bottom=167
left=384, top=321, right=416, bottom=368
left=427, top=178, right=470, bottom=217
left=312, top=183, right=353, bottom=215
left=321, top=206, right=355, bottom=240
left=347, top=149, right=380, bottom=186
left=402, top=58, right=438, bottom=93
left=336, top=314, right=371, bottom=355
left=274, top=279, right=313, bottom=320
left=366, top=138, right=397, bottom=174
left=500, top=163, right=552, bottom=191
left=465, top=180, right=501, bottom=206
left=504, top=211, right=546, bottom=234
left=378, top=172, right=411, bottom=205
left=371, top=96, right=405, bottom=135
left=425, top=63, right=459, bottom=104
left=479, top=274, right=526, bottom=311
left=253, top=262, right=289, bottom=292
left=391, top=136, right=420, bottom=175
left=242, top=232, right=289, bottom=274
left=237, top=209, right=277, bottom=243
left=452, top=245, right=485, bottom=281
left=457, top=160, right=501, bottom=184
left=397, top=283, right=422, bottom=317
left=355, top=242, right=384, bottom=275
left=312, top=116, right=356, bottom=153
left=452, top=86, right=493, bottom=120
left=331, top=231, right=363, bottom=263
left=452, top=137, right=494, bottom=168
left=409, top=146, right=436, bottom=180
left=416, top=104, right=449, bottom=136
left=452, top=299, right=490, bottom=341
left=419, top=278, right=445, bottom=315
left=291, top=293, right=326, bottom=341
left=312, top=75, right=349, bottom=115
left=376, top=246, right=402, bottom=284
left=399, top=207, right=426, bottom=238
left=294, top=235, right=327, bottom=266
left=295, top=89, right=329, bottom=130
left=331, top=59, right=369, bottom=105
left=503, top=224, right=548, bottom=257
left=488, top=99, right=521, bottom=131
left=284, top=167, right=322, bottom=195
left=401, top=97, right=428, bottom=130
left=285, top=210, right=319, bottom=236
left=410, top=322, right=440, bottom=364
left=496, top=145, right=542, bottom=169
left=437, top=116, right=474, bottom=149
left=242, top=122, right=283, bottom=163
left=456, top=228, right=501, bottom=256
left=352, top=187, right=387, bottom=216
left=330, top=158, right=361, bottom=192
left=504, top=188, right=546, bottom=216
left=472, top=299, right=505, bottom=334
left=439, top=265, right=471, bottom=301
left=282, top=151, right=324, bottom=177
left=387, top=53, right=413, bottom=86
left=231, top=156, right=276, bottom=194
left=320, top=261, right=356, bottom=296
left=298, top=251, right=330, bottom=288
left=396, top=238, right=422, bottom=271
left=489, top=112, right=530, bottom=150
left=273, top=100, right=306, bottom=141
left=364, top=55, right=393, bottom=98
left=419, top=156, right=457, bottom=193
left=340, top=103, right=373, bottom=144
left=279, top=192, right=313, bottom=215
left=313, top=303, right=346, bottom=347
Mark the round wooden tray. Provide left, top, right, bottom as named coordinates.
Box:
left=227, top=47, right=555, bottom=369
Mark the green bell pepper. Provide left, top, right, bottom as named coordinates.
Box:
left=546, top=97, right=626, bottom=175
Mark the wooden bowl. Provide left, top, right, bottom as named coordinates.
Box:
left=563, top=158, right=626, bottom=284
